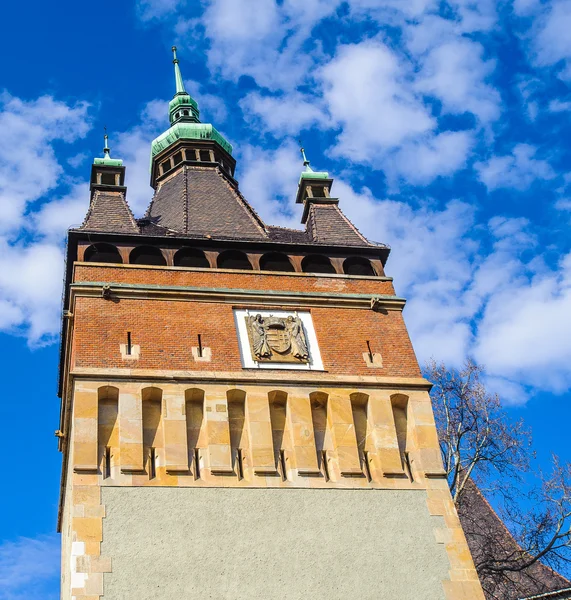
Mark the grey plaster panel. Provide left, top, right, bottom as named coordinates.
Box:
left=101, top=487, right=449, bottom=600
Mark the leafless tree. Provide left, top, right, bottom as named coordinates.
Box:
left=425, top=359, right=571, bottom=599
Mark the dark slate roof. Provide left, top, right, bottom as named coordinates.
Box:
left=306, top=203, right=370, bottom=246
left=81, top=190, right=139, bottom=233
left=267, top=226, right=315, bottom=244
left=459, top=480, right=571, bottom=600
left=78, top=164, right=388, bottom=251
left=145, top=166, right=268, bottom=240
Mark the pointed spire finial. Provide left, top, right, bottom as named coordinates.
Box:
left=103, top=126, right=111, bottom=160
left=172, top=45, right=186, bottom=95
left=299, top=139, right=313, bottom=172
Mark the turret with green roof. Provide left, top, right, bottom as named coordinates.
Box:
left=150, top=46, right=232, bottom=165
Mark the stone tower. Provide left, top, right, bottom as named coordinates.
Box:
left=57, top=48, right=484, bottom=600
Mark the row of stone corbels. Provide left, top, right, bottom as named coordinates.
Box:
left=72, top=381, right=444, bottom=483
left=76, top=241, right=386, bottom=276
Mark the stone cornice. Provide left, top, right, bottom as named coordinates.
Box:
left=69, top=367, right=432, bottom=391
left=69, top=281, right=406, bottom=311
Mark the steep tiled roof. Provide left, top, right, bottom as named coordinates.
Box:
left=81, top=190, right=139, bottom=233
left=306, top=203, right=370, bottom=246
left=145, top=166, right=268, bottom=240
left=459, top=480, right=571, bottom=600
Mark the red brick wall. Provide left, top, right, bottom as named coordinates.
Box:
left=71, top=296, right=421, bottom=378
left=73, top=265, right=397, bottom=297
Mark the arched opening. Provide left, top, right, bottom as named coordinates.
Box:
left=129, top=246, right=166, bottom=266
left=260, top=252, right=295, bottom=272
left=185, top=388, right=206, bottom=478
left=390, top=394, right=410, bottom=477
left=217, top=250, right=252, bottom=270
left=343, top=256, right=375, bottom=276
left=173, top=248, right=209, bottom=268
left=98, top=386, right=119, bottom=479
left=84, top=243, right=122, bottom=264
left=142, top=387, right=163, bottom=479
left=301, top=255, right=336, bottom=274
left=310, top=391, right=330, bottom=476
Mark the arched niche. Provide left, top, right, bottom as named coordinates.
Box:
left=84, top=243, right=123, bottom=264
left=173, top=247, right=209, bottom=268
left=142, top=387, right=163, bottom=403
left=217, top=250, right=252, bottom=270
left=343, top=256, right=375, bottom=276
left=129, top=246, right=167, bottom=266
left=260, top=252, right=295, bottom=273
left=301, top=255, right=336, bottom=274
left=98, top=385, right=119, bottom=402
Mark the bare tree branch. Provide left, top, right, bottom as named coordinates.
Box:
left=425, top=359, right=571, bottom=599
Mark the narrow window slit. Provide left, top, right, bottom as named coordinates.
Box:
left=363, top=450, right=372, bottom=482
left=236, top=448, right=244, bottom=480
left=126, top=331, right=132, bottom=355
left=194, top=448, right=201, bottom=480
left=149, top=447, right=156, bottom=479
left=321, top=450, right=330, bottom=482
left=197, top=334, right=203, bottom=358
left=104, top=446, right=111, bottom=479
left=366, top=340, right=374, bottom=362
left=405, top=451, right=414, bottom=482
left=279, top=449, right=287, bottom=481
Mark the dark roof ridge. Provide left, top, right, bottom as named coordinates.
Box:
left=81, top=189, right=139, bottom=233
left=215, top=167, right=269, bottom=237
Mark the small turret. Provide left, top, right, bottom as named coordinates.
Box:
left=295, top=142, right=337, bottom=224
left=91, top=129, right=125, bottom=189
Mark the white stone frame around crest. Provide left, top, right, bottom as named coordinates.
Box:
left=233, top=309, right=324, bottom=371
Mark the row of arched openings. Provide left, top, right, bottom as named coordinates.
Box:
left=83, top=243, right=377, bottom=275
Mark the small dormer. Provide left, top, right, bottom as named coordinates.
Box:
left=91, top=134, right=125, bottom=189
left=295, top=146, right=339, bottom=224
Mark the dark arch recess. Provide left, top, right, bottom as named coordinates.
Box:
left=343, top=256, right=375, bottom=276
left=259, top=252, right=295, bottom=272
left=301, top=255, right=336, bottom=274
left=84, top=243, right=123, bottom=264
left=129, top=246, right=167, bottom=266
left=217, top=250, right=252, bottom=270
left=174, top=248, right=209, bottom=268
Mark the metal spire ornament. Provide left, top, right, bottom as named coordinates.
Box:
left=172, top=46, right=187, bottom=96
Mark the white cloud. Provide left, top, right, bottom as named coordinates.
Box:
left=475, top=144, right=556, bottom=191
left=196, top=0, right=318, bottom=91
left=240, top=91, right=327, bottom=136
left=474, top=251, right=571, bottom=393
left=0, top=93, right=91, bottom=345
left=115, top=100, right=168, bottom=217
left=389, top=131, right=473, bottom=184
left=415, top=39, right=500, bottom=123
left=238, top=141, right=304, bottom=227
left=513, top=0, right=541, bottom=16
left=320, top=41, right=434, bottom=157
left=549, top=99, right=571, bottom=111
left=32, top=183, right=90, bottom=240
left=0, top=535, right=59, bottom=600
left=0, top=93, right=90, bottom=233
left=184, top=79, right=229, bottom=123
left=532, top=0, right=571, bottom=78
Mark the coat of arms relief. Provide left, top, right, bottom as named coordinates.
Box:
left=246, top=314, right=310, bottom=363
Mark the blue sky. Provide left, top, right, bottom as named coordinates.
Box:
left=1, top=0, right=571, bottom=597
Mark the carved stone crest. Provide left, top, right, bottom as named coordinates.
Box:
left=245, top=314, right=310, bottom=363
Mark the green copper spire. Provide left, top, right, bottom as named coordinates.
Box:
left=298, top=140, right=328, bottom=181
left=151, top=46, right=233, bottom=167
left=172, top=46, right=186, bottom=95
left=168, top=46, right=200, bottom=125
left=94, top=128, right=123, bottom=166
